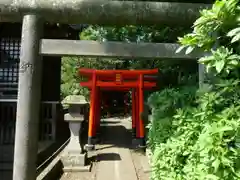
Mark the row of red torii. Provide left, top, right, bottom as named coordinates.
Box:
left=79, top=68, right=158, bottom=149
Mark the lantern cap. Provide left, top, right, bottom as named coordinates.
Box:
left=62, top=95, right=88, bottom=105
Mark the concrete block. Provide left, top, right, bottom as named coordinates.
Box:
left=61, top=152, right=87, bottom=167
left=63, top=164, right=92, bottom=172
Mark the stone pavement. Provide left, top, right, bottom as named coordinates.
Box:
left=95, top=117, right=138, bottom=180
left=61, top=117, right=149, bottom=180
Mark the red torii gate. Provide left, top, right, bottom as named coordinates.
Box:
left=79, top=68, right=158, bottom=150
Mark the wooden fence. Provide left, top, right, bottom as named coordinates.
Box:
left=0, top=99, right=59, bottom=145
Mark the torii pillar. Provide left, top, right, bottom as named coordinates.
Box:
left=13, top=15, right=43, bottom=180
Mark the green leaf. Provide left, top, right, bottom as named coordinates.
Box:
left=231, top=33, right=240, bottom=43
left=216, top=126, right=233, bottom=133
left=205, top=174, right=219, bottom=180
left=227, top=27, right=240, bottom=37
left=215, top=60, right=225, bottom=73
left=212, top=159, right=220, bottom=172
left=175, top=45, right=185, bottom=54
left=185, top=46, right=194, bottom=55
left=199, top=56, right=214, bottom=64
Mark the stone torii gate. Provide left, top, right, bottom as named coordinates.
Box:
left=0, top=1, right=209, bottom=180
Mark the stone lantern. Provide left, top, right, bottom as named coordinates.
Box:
left=60, top=95, right=90, bottom=172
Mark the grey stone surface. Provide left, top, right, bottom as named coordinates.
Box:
left=60, top=117, right=151, bottom=180
left=63, top=165, right=92, bottom=172
left=62, top=95, right=88, bottom=105
left=12, top=14, right=43, bottom=180
left=140, top=155, right=151, bottom=173
left=62, top=152, right=86, bottom=167
left=0, top=0, right=210, bottom=26
left=40, top=39, right=202, bottom=59
left=61, top=95, right=89, bottom=171
left=64, top=113, right=84, bottom=122
left=95, top=117, right=138, bottom=180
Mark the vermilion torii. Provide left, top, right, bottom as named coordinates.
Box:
left=79, top=68, right=158, bottom=150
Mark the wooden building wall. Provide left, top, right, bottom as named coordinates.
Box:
left=0, top=22, right=79, bottom=101
left=0, top=22, right=80, bottom=142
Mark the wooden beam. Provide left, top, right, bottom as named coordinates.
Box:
left=0, top=0, right=211, bottom=26
left=40, top=39, right=202, bottom=60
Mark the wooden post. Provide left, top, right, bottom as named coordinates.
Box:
left=95, top=87, right=101, bottom=141
left=86, top=72, right=96, bottom=150
left=51, top=103, right=57, bottom=141
left=138, top=74, right=145, bottom=146
left=135, top=89, right=140, bottom=139
left=131, top=89, right=136, bottom=138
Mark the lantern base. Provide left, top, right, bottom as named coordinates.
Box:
left=85, top=137, right=95, bottom=151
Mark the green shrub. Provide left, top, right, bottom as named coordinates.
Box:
left=149, top=82, right=240, bottom=180
left=148, top=0, right=240, bottom=179
left=147, top=86, right=197, bottom=152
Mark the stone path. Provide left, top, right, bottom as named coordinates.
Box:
left=61, top=117, right=150, bottom=180
left=95, top=117, right=138, bottom=180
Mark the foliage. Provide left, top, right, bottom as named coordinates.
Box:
left=177, top=0, right=240, bottom=78
left=149, top=82, right=240, bottom=180
left=148, top=0, right=240, bottom=179
left=148, top=86, right=197, bottom=152
left=61, top=56, right=120, bottom=99
left=61, top=25, right=193, bottom=99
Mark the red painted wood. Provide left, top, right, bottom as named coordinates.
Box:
left=138, top=74, right=144, bottom=138
left=80, top=81, right=156, bottom=88
left=80, top=68, right=158, bottom=142
left=81, top=75, right=156, bottom=81
left=88, top=72, right=96, bottom=138
left=79, top=68, right=158, bottom=77
left=132, top=89, right=136, bottom=130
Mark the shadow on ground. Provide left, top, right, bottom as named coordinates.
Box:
left=81, top=117, right=133, bottom=150
left=96, top=152, right=121, bottom=161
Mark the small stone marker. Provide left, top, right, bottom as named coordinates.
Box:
left=61, top=95, right=91, bottom=172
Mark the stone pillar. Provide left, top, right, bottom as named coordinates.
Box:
left=61, top=95, right=91, bottom=172
left=13, top=15, right=43, bottom=180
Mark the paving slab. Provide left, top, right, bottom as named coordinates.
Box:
left=60, top=116, right=150, bottom=180
left=95, top=117, right=138, bottom=180
left=96, top=145, right=137, bottom=180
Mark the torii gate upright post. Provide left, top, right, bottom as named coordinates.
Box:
left=87, top=71, right=97, bottom=150
left=93, top=86, right=101, bottom=143
left=13, top=15, right=43, bottom=180
left=95, top=88, right=101, bottom=138
left=138, top=74, right=145, bottom=146
left=131, top=89, right=136, bottom=138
